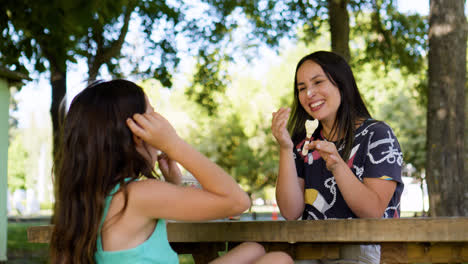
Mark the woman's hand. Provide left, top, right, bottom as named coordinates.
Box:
left=305, top=141, right=346, bottom=172
left=158, top=152, right=183, bottom=185
left=271, top=108, right=294, bottom=150
left=126, top=111, right=180, bottom=153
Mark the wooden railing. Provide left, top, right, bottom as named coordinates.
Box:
left=28, top=217, right=468, bottom=263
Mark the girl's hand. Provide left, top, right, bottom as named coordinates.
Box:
left=271, top=108, right=294, bottom=150
left=158, top=152, right=183, bottom=185
left=305, top=141, right=346, bottom=172
left=126, top=111, right=180, bottom=153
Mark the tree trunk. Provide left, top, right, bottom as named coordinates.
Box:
left=328, top=0, right=350, bottom=61
left=49, top=63, right=67, bottom=162
left=426, top=0, right=467, bottom=216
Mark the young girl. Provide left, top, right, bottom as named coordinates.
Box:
left=50, top=80, right=293, bottom=264
left=271, top=51, right=404, bottom=263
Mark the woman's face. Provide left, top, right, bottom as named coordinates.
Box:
left=296, top=60, right=341, bottom=127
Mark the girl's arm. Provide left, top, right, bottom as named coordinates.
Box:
left=126, top=112, right=250, bottom=221
left=272, top=108, right=305, bottom=220
left=306, top=141, right=396, bottom=218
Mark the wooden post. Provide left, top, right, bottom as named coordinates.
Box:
left=0, top=77, right=9, bottom=262
left=0, top=69, right=29, bottom=262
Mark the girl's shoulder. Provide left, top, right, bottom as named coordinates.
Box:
left=125, top=178, right=166, bottom=195
left=111, top=178, right=173, bottom=219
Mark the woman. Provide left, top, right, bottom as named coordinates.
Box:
left=271, top=51, right=404, bottom=263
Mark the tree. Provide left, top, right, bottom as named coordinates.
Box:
left=2, top=1, right=186, bottom=158
left=426, top=0, right=467, bottom=216
left=79, top=1, right=184, bottom=87
left=1, top=0, right=97, bottom=159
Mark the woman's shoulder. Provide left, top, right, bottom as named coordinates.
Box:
left=355, top=119, right=399, bottom=141
left=359, top=119, right=395, bottom=134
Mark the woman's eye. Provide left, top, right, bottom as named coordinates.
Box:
left=298, top=86, right=306, bottom=91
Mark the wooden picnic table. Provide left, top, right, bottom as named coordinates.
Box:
left=28, top=217, right=468, bottom=263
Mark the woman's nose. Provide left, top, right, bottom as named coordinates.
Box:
left=306, top=87, right=315, bottom=97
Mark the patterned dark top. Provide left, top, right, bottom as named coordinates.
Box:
left=294, top=119, right=404, bottom=220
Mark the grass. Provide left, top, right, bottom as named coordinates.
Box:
left=7, top=221, right=49, bottom=263
left=6, top=221, right=196, bottom=264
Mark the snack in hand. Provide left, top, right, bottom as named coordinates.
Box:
left=301, top=119, right=319, bottom=156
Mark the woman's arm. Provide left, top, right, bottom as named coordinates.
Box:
left=306, top=141, right=396, bottom=218
left=272, top=108, right=305, bottom=220
left=275, top=149, right=305, bottom=220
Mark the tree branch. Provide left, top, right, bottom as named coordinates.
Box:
left=88, top=1, right=136, bottom=83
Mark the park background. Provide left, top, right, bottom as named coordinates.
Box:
left=1, top=0, right=467, bottom=263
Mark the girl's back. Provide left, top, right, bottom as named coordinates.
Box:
left=95, top=181, right=178, bottom=263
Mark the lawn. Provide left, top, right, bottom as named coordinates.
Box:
left=7, top=221, right=195, bottom=264
left=7, top=221, right=48, bottom=264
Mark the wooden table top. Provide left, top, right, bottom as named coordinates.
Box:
left=28, top=217, right=468, bottom=244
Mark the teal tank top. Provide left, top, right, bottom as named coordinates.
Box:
left=95, top=181, right=179, bottom=264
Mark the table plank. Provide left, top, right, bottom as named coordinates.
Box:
left=167, top=218, right=468, bottom=243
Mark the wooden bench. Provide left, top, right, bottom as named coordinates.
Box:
left=28, top=217, right=468, bottom=263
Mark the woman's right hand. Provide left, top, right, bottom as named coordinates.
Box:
left=271, top=108, right=294, bottom=150
left=126, top=111, right=180, bottom=153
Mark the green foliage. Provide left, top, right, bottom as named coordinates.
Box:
left=352, top=1, right=427, bottom=74
left=1, top=0, right=94, bottom=73
left=8, top=134, right=28, bottom=192
left=80, top=0, right=185, bottom=85
left=355, top=61, right=426, bottom=174
left=192, top=112, right=279, bottom=195
left=186, top=50, right=230, bottom=115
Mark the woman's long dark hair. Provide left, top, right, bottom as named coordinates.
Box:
left=50, top=80, right=157, bottom=263
left=287, top=51, right=372, bottom=160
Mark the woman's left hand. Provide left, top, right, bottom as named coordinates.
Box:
left=158, top=152, right=183, bottom=185
left=305, top=141, right=346, bottom=172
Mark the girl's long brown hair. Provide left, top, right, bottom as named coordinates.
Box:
left=50, top=80, right=157, bottom=263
